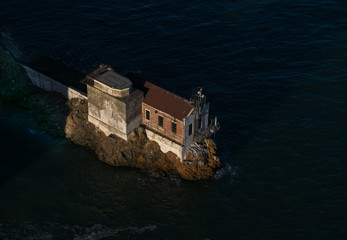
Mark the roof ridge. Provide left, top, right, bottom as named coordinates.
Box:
left=145, top=80, right=191, bottom=104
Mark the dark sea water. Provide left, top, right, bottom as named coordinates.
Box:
left=1, top=0, right=347, bottom=239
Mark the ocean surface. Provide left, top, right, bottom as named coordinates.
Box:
left=1, top=0, right=347, bottom=239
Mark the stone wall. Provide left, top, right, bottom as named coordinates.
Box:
left=145, top=129, right=185, bottom=161
left=125, top=90, right=143, bottom=136
left=22, top=65, right=87, bottom=100
left=87, top=85, right=143, bottom=140
left=93, top=80, right=130, bottom=98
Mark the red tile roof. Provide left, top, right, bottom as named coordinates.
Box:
left=143, top=82, right=193, bottom=121
left=125, top=72, right=194, bottom=120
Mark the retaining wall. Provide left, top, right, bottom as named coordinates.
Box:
left=145, top=128, right=188, bottom=161
left=22, top=65, right=87, bottom=100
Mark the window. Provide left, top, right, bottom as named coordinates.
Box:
left=171, top=122, right=177, bottom=134
left=145, top=109, right=150, bottom=121
left=158, top=116, right=163, bottom=127
left=198, top=117, right=202, bottom=129
left=189, top=123, right=193, bottom=135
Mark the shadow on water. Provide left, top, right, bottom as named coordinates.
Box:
left=0, top=102, right=60, bottom=185
left=0, top=120, right=38, bottom=184
left=0, top=34, right=72, bottom=186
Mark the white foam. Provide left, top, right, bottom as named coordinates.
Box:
left=0, top=222, right=157, bottom=240
left=213, top=163, right=235, bottom=180
left=73, top=224, right=157, bottom=240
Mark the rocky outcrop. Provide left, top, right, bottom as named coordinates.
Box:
left=0, top=46, right=36, bottom=101
left=0, top=46, right=68, bottom=137
left=65, top=98, right=220, bottom=180
left=0, top=46, right=220, bottom=180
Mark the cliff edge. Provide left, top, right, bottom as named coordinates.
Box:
left=0, top=46, right=220, bottom=180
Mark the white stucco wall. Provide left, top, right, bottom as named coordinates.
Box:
left=88, top=115, right=128, bottom=140
left=93, top=80, right=131, bottom=98
left=86, top=85, right=143, bottom=141
left=183, top=109, right=197, bottom=148
left=22, top=65, right=87, bottom=100
left=145, top=129, right=185, bottom=161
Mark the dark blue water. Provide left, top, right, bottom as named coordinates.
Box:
left=1, top=0, right=347, bottom=239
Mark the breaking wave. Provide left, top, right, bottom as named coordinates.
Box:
left=213, top=162, right=236, bottom=180
left=0, top=222, right=157, bottom=240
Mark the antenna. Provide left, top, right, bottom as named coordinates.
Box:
left=190, top=87, right=207, bottom=130
left=190, top=87, right=206, bottom=112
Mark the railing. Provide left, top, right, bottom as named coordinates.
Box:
left=193, top=122, right=220, bottom=143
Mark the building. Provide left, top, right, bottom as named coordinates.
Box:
left=126, top=72, right=212, bottom=160
left=1, top=31, right=219, bottom=161
left=86, top=65, right=143, bottom=140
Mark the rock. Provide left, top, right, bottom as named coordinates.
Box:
left=0, top=46, right=221, bottom=180
left=63, top=98, right=220, bottom=180
left=0, top=46, right=37, bottom=101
